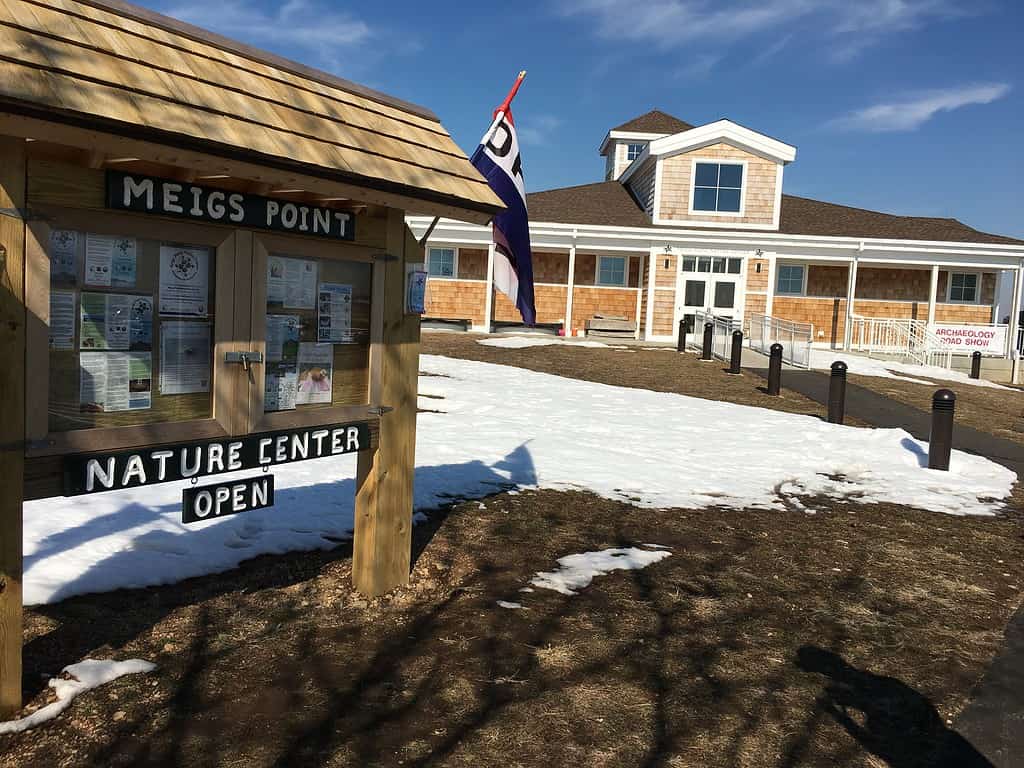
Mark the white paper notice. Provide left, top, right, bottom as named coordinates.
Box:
left=49, top=290, right=76, bottom=350
left=49, top=230, right=78, bottom=285
left=159, top=246, right=210, bottom=317
left=79, top=352, right=151, bottom=412
left=267, top=256, right=317, bottom=309
left=159, top=322, right=212, bottom=395
left=316, top=283, right=353, bottom=343
left=85, top=234, right=137, bottom=288
left=295, top=342, right=333, bottom=405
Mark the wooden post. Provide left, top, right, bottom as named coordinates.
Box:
left=353, top=208, right=420, bottom=596
left=0, top=136, right=26, bottom=717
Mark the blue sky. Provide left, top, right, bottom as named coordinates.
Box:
left=148, top=0, right=1023, bottom=237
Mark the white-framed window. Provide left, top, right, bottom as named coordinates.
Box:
left=776, top=264, right=805, bottom=295
left=596, top=255, right=627, bottom=286
left=681, top=256, right=742, bottom=274
left=690, top=161, right=745, bottom=215
left=626, top=143, right=646, bottom=162
left=948, top=271, right=980, bottom=303
left=427, top=247, right=456, bottom=278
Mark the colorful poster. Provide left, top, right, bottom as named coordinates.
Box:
left=79, top=352, right=151, bottom=412
left=266, top=314, right=300, bottom=362
left=80, top=292, right=132, bottom=350
left=159, top=245, right=210, bottom=317
left=264, top=315, right=300, bottom=412
left=85, top=234, right=137, bottom=288
left=295, top=342, right=332, bottom=405
left=316, top=282, right=353, bottom=343
left=159, top=321, right=211, bottom=395
left=267, top=255, right=317, bottom=309
left=406, top=268, right=427, bottom=315
left=49, top=290, right=76, bottom=350
left=49, top=230, right=78, bottom=285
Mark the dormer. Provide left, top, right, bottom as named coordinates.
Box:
left=620, top=118, right=797, bottom=230
left=599, top=110, right=695, bottom=181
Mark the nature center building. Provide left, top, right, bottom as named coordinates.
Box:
left=408, top=110, right=1024, bottom=365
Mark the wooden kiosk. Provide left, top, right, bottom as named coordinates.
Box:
left=0, top=0, right=502, bottom=716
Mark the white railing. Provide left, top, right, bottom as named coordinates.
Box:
left=747, top=312, right=813, bottom=368
left=848, top=316, right=952, bottom=368
left=688, top=310, right=742, bottom=361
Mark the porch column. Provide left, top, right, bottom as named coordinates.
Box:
left=927, top=264, right=939, bottom=327
left=1009, top=264, right=1023, bottom=381
left=644, top=247, right=657, bottom=340
left=483, top=241, right=495, bottom=333
left=634, top=254, right=644, bottom=340
left=843, top=257, right=858, bottom=350
left=564, top=243, right=576, bottom=336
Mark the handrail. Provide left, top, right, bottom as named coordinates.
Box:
left=747, top=312, right=813, bottom=368
left=848, top=316, right=952, bottom=368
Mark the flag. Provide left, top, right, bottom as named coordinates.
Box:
left=470, top=73, right=536, bottom=325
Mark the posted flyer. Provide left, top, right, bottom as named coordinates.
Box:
left=316, top=282, right=353, bottom=343
left=49, top=229, right=78, bottom=285
left=267, top=255, right=317, bottom=309
left=264, top=314, right=300, bottom=412
left=295, top=342, right=333, bottom=405
left=85, top=234, right=137, bottom=288
left=79, top=352, right=152, bottom=412
left=159, top=321, right=212, bottom=395
left=159, top=245, right=210, bottom=317
left=80, top=293, right=152, bottom=351
left=49, top=290, right=76, bottom=350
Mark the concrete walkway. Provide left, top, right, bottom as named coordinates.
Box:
left=745, top=363, right=1024, bottom=767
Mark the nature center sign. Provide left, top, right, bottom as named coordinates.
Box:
left=64, top=422, right=371, bottom=496
left=106, top=171, right=355, bottom=240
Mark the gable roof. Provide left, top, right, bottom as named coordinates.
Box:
left=0, top=0, right=502, bottom=220
left=611, top=110, right=695, bottom=135
left=527, top=181, right=651, bottom=228
left=526, top=181, right=1023, bottom=245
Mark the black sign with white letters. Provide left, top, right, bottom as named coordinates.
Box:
left=63, top=421, right=371, bottom=496
left=105, top=171, right=355, bottom=241
left=182, top=475, right=275, bottom=524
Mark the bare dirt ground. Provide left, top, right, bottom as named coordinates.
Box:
left=4, top=331, right=1023, bottom=767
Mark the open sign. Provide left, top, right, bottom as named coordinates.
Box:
left=182, top=475, right=275, bottom=524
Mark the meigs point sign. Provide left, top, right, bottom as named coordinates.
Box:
left=107, top=171, right=355, bottom=240
left=63, top=422, right=371, bottom=496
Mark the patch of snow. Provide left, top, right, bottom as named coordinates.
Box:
left=0, top=659, right=156, bottom=734
left=23, top=354, right=1015, bottom=605
left=478, top=336, right=612, bottom=349
left=808, top=349, right=1011, bottom=390
left=530, top=548, right=673, bottom=596
left=496, top=600, right=523, bottom=609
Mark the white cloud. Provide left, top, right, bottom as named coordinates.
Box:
left=517, top=115, right=563, bottom=147
left=828, top=83, right=1011, bottom=132
left=559, top=0, right=970, bottom=57
left=159, top=0, right=373, bottom=69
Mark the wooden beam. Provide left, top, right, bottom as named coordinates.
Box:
left=353, top=208, right=420, bottom=596
left=0, top=135, right=26, bottom=718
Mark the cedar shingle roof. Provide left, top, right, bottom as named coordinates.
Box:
left=526, top=182, right=1023, bottom=245
left=0, top=0, right=502, bottom=219
left=611, top=110, right=695, bottom=135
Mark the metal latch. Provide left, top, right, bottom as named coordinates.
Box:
left=225, top=350, right=264, bottom=371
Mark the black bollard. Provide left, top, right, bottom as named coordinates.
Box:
left=767, top=343, right=783, bottom=395
left=677, top=318, right=686, bottom=353
left=728, top=330, right=743, bottom=374
left=970, top=350, right=982, bottom=380
left=828, top=361, right=847, bottom=424
left=928, top=389, right=956, bottom=471
left=701, top=322, right=714, bottom=361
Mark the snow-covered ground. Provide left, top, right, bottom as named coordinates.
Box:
left=478, top=336, right=619, bottom=349
left=528, top=547, right=672, bottom=596
left=808, top=348, right=1011, bottom=389
left=23, top=354, right=1015, bottom=605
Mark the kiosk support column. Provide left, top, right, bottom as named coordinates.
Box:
left=0, top=136, right=26, bottom=717
left=353, top=208, right=420, bottom=596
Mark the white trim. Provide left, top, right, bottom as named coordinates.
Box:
left=772, top=164, right=784, bottom=230
left=765, top=253, right=776, bottom=315
left=565, top=242, right=577, bottom=334
left=652, top=160, right=664, bottom=220
left=425, top=277, right=487, bottom=284
left=928, top=265, right=939, bottom=325
left=687, top=158, right=748, bottom=218
left=945, top=270, right=983, bottom=305
left=844, top=258, right=858, bottom=350
left=599, top=130, right=670, bottom=156
left=645, top=248, right=658, bottom=339
left=649, top=119, right=797, bottom=164
left=426, top=245, right=458, bottom=279
left=595, top=253, right=629, bottom=287
left=576, top=284, right=639, bottom=292
left=651, top=217, right=780, bottom=230
left=483, top=242, right=495, bottom=332
left=775, top=261, right=808, bottom=296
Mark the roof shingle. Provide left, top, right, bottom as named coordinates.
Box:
left=611, top=110, right=695, bottom=135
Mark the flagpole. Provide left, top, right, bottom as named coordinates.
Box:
left=481, top=71, right=527, bottom=147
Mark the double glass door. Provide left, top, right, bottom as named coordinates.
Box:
left=676, top=255, right=743, bottom=334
